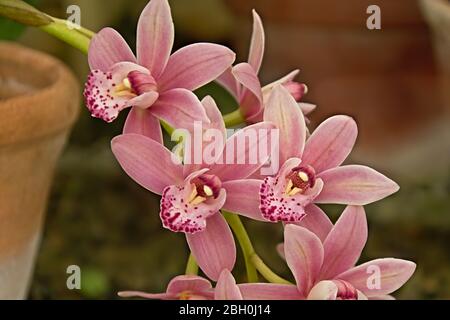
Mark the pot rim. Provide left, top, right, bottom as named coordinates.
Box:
left=0, top=42, right=80, bottom=146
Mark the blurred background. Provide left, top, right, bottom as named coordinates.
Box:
left=1, top=0, right=448, bottom=299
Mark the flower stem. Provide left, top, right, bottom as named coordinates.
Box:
left=223, top=109, right=245, bottom=127
left=250, top=254, right=293, bottom=285
left=40, top=17, right=93, bottom=54
left=222, top=211, right=259, bottom=282
left=185, top=254, right=199, bottom=276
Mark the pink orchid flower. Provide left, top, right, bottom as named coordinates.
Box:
left=239, top=206, right=416, bottom=300
left=254, top=85, right=399, bottom=223
left=84, top=0, right=235, bottom=142
left=111, top=96, right=275, bottom=280
left=217, top=10, right=313, bottom=123
left=118, top=269, right=242, bottom=300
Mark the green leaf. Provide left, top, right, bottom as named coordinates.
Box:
left=0, top=0, right=49, bottom=40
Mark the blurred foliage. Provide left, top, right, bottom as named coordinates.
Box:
left=5, top=0, right=447, bottom=300
left=0, top=0, right=41, bottom=40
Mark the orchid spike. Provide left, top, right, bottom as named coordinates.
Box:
left=239, top=206, right=416, bottom=300
left=111, top=97, right=275, bottom=280
left=256, top=85, right=399, bottom=223
left=84, top=0, right=235, bottom=142
left=216, top=10, right=312, bottom=123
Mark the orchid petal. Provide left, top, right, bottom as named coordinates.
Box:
left=137, top=0, right=174, bottom=79
left=118, top=291, right=173, bottom=300
left=208, top=122, right=275, bottom=181
left=302, top=115, right=358, bottom=174
left=123, top=108, right=163, bottom=144
left=186, top=214, right=236, bottom=281
left=111, top=134, right=183, bottom=194
left=284, top=224, right=324, bottom=296
left=150, top=88, right=209, bottom=130
left=167, top=275, right=213, bottom=295
left=306, top=281, right=338, bottom=300
left=215, top=270, right=243, bottom=300
left=294, top=204, right=333, bottom=242
left=158, top=43, right=236, bottom=92
left=248, top=10, right=265, bottom=73
left=320, top=206, right=368, bottom=280
left=298, top=103, right=317, bottom=116
left=232, top=63, right=263, bottom=121
left=262, top=70, right=300, bottom=101
left=202, top=96, right=226, bottom=139
left=264, top=85, right=306, bottom=164
left=238, top=284, right=302, bottom=300
left=222, top=179, right=265, bottom=221
left=216, top=68, right=240, bottom=100
left=337, top=258, right=416, bottom=297
left=315, top=165, right=400, bottom=205
left=88, top=28, right=136, bottom=71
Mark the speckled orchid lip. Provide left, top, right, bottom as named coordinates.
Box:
left=111, top=97, right=276, bottom=281
left=84, top=0, right=235, bottom=140
left=258, top=85, right=399, bottom=223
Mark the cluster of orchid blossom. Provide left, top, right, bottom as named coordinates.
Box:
left=84, top=0, right=416, bottom=300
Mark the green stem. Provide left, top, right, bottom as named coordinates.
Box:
left=223, top=109, right=245, bottom=127
left=222, top=211, right=258, bottom=282
left=185, top=254, right=199, bottom=275
left=251, top=254, right=293, bottom=285
left=40, top=17, right=92, bottom=54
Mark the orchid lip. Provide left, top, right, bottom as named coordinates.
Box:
left=160, top=173, right=225, bottom=234
left=333, top=280, right=359, bottom=300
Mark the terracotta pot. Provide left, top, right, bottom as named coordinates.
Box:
left=225, top=0, right=447, bottom=179
left=0, top=42, right=79, bottom=299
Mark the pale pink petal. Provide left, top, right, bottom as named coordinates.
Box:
left=238, top=284, right=302, bottom=300
left=260, top=159, right=323, bottom=223
left=125, top=91, right=159, bottom=109
left=123, top=108, right=163, bottom=144
left=248, top=10, right=265, bottom=73
left=284, top=224, right=324, bottom=296
left=222, top=179, right=265, bottom=221
left=118, top=291, right=173, bottom=300
left=215, top=270, right=243, bottom=300
left=320, top=206, right=368, bottom=280
left=186, top=214, right=236, bottom=281
left=337, top=258, right=416, bottom=297
left=264, top=85, right=306, bottom=164
left=158, top=43, right=236, bottom=92
left=276, top=243, right=285, bottom=260
left=136, top=0, right=174, bottom=79
left=294, top=204, right=333, bottom=242
left=232, top=63, right=263, bottom=121
left=202, top=96, right=226, bottom=139
left=216, top=68, right=240, bottom=100
left=88, top=27, right=136, bottom=71
left=306, top=281, right=338, bottom=300
left=370, top=295, right=395, bottom=300
left=315, top=165, right=400, bottom=205
left=150, top=88, right=209, bottom=130
left=262, top=70, right=300, bottom=101
left=298, top=103, right=317, bottom=116
left=111, top=134, right=183, bottom=194
left=302, top=115, right=358, bottom=174
left=208, top=122, right=275, bottom=181
left=167, top=275, right=213, bottom=295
